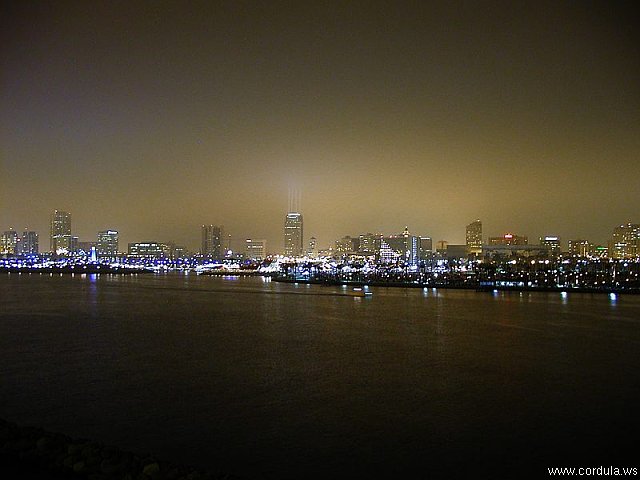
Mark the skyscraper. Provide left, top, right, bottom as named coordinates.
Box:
left=466, top=220, right=482, bottom=255
left=0, top=228, right=18, bottom=255
left=284, top=212, right=303, bottom=257
left=21, top=230, right=39, bottom=254
left=97, top=230, right=119, bottom=257
left=201, top=225, right=223, bottom=259
left=609, top=223, right=639, bottom=259
left=245, top=239, right=267, bottom=260
left=50, top=210, right=72, bottom=255
left=539, top=236, right=561, bottom=254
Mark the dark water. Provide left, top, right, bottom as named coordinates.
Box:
left=1, top=273, right=639, bottom=479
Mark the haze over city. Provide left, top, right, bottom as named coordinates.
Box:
left=2, top=2, right=638, bottom=251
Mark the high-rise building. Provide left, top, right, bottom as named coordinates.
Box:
left=489, top=233, right=528, bottom=246
left=609, top=223, right=639, bottom=259
left=466, top=220, right=482, bottom=255
left=377, top=227, right=419, bottom=265
left=97, top=230, right=119, bottom=257
left=20, top=230, right=39, bottom=255
left=284, top=212, right=303, bottom=257
left=307, top=237, right=318, bottom=258
left=539, top=236, right=561, bottom=254
left=335, top=236, right=359, bottom=256
left=1, top=228, right=18, bottom=255
left=50, top=210, right=72, bottom=255
left=568, top=239, right=591, bottom=257
left=419, top=237, right=433, bottom=260
left=358, top=233, right=380, bottom=256
left=245, top=239, right=267, bottom=260
left=201, top=225, right=223, bottom=259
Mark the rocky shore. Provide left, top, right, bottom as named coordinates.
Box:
left=0, top=418, right=240, bottom=480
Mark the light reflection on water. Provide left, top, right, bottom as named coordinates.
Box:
left=0, top=273, right=638, bottom=479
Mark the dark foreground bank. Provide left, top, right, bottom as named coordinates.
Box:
left=0, top=418, right=239, bottom=480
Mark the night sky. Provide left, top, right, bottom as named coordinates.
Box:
left=1, top=1, right=638, bottom=252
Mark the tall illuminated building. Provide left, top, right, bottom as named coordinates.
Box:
left=539, top=235, right=561, bottom=254
left=21, top=230, right=39, bottom=254
left=568, top=239, right=591, bottom=257
left=245, top=239, right=267, bottom=260
left=284, top=212, right=303, bottom=257
left=466, top=220, right=482, bottom=255
left=50, top=210, right=72, bottom=255
left=201, top=225, right=223, bottom=259
left=377, top=227, right=419, bottom=265
left=1, top=228, right=18, bottom=255
left=609, top=223, right=639, bottom=259
left=97, top=230, right=119, bottom=257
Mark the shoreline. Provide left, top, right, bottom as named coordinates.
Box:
left=0, top=418, right=239, bottom=480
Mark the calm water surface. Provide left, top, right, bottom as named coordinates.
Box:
left=1, top=273, right=639, bottom=478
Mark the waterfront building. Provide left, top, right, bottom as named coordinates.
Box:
left=20, top=230, right=39, bottom=255
left=246, top=239, right=267, bottom=260
left=539, top=236, right=561, bottom=254
left=201, top=225, right=223, bottom=259
left=358, top=233, right=380, bottom=256
left=97, top=230, right=119, bottom=257
left=419, top=237, right=433, bottom=261
left=466, top=220, right=483, bottom=255
left=284, top=212, right=303, bottom=257
left=568, top=239, right=591, bottom=257
left=378, top=227, right=419, bottom=265
left=1, top=228, right=18, bottom=255
left=128, top=242, right=166, bottom=258
left=335, top=236, right=359, bottom=257
left=50, top=210, right=72, bottom=255
left=307, top=237, right=318, bottom=258
left=489, top=233, right=528, bottom=246
left=609, top=223, right=640, bottom=259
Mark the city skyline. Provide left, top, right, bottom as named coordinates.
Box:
left=2, top=2, right=639, bottom=252
left=1, top=206, right=637, bottom=257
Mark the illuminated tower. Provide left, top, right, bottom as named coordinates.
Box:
left=50, top=210, right=72, bottom=255
left=284, top=212, right=303, bottom=257
left=21, top=230, right=39, bottom=254
left=1, top=228, right=18, bottom=255
left=284, top=187, right=303, bottom=257
left=201, top=225, right=223, bottom=259
left=466, top=220, right=482, bottom=255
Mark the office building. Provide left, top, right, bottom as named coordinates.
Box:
left=201, top=225, right=223, bottom=259
left=335, top=236, right=359, bottom=256
left=568, top=239, right=591, bottom=257
left=128, top=242, right=166, bottom=258
left=97, top=230, right=119, bottom=257
left=284, top=212, right=303, bottom=257
left=539, top=236, right=561, bottom=254
left=466, top=220, right=483, bottom=255
left=377, top=227, right=419, bottom=265
left=489, top=233, right=528, bottom=246
left=609, top=223, right=639, bottom=259
left=1, top=228, right=18, bottom=255
left=20, top=230, right=39, bottom=255
left=246, top=239, right=267, bottom=260
left=50, top=210, right=72, bottom=255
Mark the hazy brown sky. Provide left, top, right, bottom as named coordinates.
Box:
left=1, top=1, right=638, bottom=252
